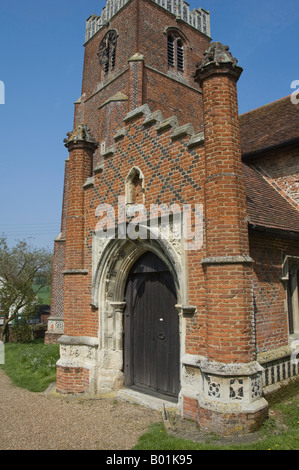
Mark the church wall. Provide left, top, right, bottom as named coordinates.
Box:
left=82, top=108, right=207, bottom=352
left=144, top=67, right=204, bottom=132
left=137, top=0, right=210, bottom=78
left=50, top=0, right=299, bottom=435
left=75, top=0, right=211, bottom=153
left=45, top=149, right=69, bottom=344
left=250, top=143, right=299, bottom=207
left=250, top=230, right=299, bottom=352
left=81, top=1, right=138, bottom=99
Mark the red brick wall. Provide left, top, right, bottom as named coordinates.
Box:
left=65, top=143, right=94, bottom=270
left=250, top=143, right=299, bottom=207
left=249, top=230, right=299, bottom=353
left=144, top=67, right=204, bottom=131
left=63, top=273, right=97, bottom=338
left=183, top=396, right=199, bottom=421
left=202, top=73, right=249, bottom=258
left=74, top=0, right=210, bottom=149
left=47, top=153, right=69, bottom=330
left=203, top=264, right=256, bottom=363
left=56, top=366, right=90, bottom=394
left=81, top=1, right=138, bottom=98
left=137, top=0, right=210, bottom=79
left=196, top=65, right=256, bottom=365
left=98, top=98, right=129, bottom=152
left=199, top=405, right=269, bottom=436
left=81, top=112, right=208, bottom=350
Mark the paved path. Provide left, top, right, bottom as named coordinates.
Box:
left=0, top=370, right=160, bottom=450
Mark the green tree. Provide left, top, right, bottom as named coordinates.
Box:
left=0, top=236, right=52, bottom=342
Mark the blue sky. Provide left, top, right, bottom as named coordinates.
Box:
left=0, top=0, right=298, bottom=250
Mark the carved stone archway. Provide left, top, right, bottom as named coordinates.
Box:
left=91, top=234, right=186, bottom=393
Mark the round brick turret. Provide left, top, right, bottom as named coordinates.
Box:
left=193, top=42, right=269, bottom=434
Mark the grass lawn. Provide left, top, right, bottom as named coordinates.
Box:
left=1, top=340, right=299, bottom=450
left=133, top=420, right=299, bottom=450
left=133, top=381, right=299, bottom=451
left=0, top=339, right=59, bottom=392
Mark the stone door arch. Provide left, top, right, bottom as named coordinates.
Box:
left=92, top=236, right=183, bottom=393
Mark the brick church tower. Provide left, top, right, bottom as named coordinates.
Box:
left=47, top=0, right=271, bottom=435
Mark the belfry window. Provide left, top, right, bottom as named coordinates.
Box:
left=98, top=30, right=117, bottom=75
left=177, top=40, right=184, bottom=70
left=167, top=35, right=175, bottom=67
left=167, top=32, right=185, bottom=72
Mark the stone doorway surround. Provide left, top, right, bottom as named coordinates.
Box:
left=91, top=233, right=187, bottom=398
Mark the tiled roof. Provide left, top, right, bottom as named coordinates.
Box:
left=240, top=96, right=299, bottom=157
left=243, top=163, right=299, bottom=235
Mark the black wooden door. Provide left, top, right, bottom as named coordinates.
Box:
left=124, top=252, right=180, bottom=399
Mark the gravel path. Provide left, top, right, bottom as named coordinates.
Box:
left=0, top=370, right=161, bottom=450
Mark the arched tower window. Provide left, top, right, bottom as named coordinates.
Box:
left=98, top=30, right=117, bottom=75
left=167, top=32, right=185, bottom=72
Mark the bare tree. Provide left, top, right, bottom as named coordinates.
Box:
left=0, top=236, right=52, bottom=342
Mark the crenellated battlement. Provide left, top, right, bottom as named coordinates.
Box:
left=85, top=0, right=210, bottom=42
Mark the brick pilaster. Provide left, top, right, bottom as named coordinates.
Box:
left=192, top=43, right=268, bottom=434
left=45, top=158, right=69, bottom=344
left=195, top=43, right=268, bottom=434
left=64, top=125, right=98, bottom=271
left=62, top=125, right=98, bottom=339
left=199, top=65, right=254, bottom=362
left=128, top=53, right=144, bottom=110
left=195, top=42, right=255, bottom=365
left=56, top=126, right=98, bottom=392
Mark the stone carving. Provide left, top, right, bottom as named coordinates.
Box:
left=207, top=376, right=221, bottom=398
left=202, top=366, right=265, bottom=405
left=60, top=344, right=97, bottom=363
left=184, top=367, right=195, bottom=386
left=229, top=379, right=244, bottom=400
left=194, top=42, right=243, bottom=84
left=64, top=124, right=98, bottom=148
left=251, top=375, right=262, bottom=399
left=49, top=319, right=64, bottom=334
left=197, top=42, right=239, bottom=69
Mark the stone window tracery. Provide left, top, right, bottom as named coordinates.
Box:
left=98, top=30, right=117, bottom=75
left=229, top=379, right=244, bottom=400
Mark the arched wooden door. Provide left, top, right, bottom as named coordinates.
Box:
left=124, top=252, right=180, bottom=400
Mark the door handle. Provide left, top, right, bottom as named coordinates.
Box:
left=159, top=333, right=165, bottom=340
